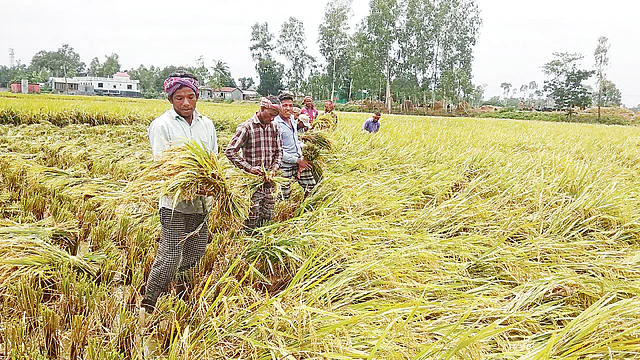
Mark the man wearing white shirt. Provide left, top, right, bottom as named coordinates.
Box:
left=142, top=73, right=217, bottom=313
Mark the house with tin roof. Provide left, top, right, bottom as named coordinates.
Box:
left=213, top=87, right=243, bottom=101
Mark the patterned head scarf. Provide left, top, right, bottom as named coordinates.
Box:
left=325, top=100, right=334, bottom=111
left=164, top=76, right=199, bottom=98
left=260, top=97, right=281, bottom=111
left=304, top=96, right=315, bottom=108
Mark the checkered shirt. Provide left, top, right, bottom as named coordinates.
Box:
left=225, top=113, right=283, bottom=173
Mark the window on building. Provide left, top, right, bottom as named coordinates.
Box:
left=127, top=85, right=132, bottom=90
left=98, top=83, right=103, bottom=88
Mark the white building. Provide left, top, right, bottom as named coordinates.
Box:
left=50, top=72, right=141, bottom=97
left=213, top=87, right=243, bottom=101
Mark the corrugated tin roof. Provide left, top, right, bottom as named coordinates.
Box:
left=214, top=87, right=241, bottom=93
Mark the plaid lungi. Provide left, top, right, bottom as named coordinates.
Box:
left=143, top=207, right=208, bottom=308
left=246, top=183, right=275, bottom=229
left=280, top=165, right=316, bottom=199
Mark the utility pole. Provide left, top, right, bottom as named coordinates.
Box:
left=9, top=48, right=15, bottom=68
left=63, top=63, right=68, bottom=94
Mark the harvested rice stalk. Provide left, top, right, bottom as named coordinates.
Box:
left=131, top=140, right=249, bottom=233
left=302, top=143, right=326, bottom=182
left=312, top=113, right=338, bottom=131
left=299, top=130, right=332, bottom=151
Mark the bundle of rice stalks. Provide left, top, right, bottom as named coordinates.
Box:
left=312, top=113, right=338, bottom=131
left=302, top=144, right=326, bottom=182
left=132, top=140, right=250, bottom=233
left=299, top=130, right=332, bottom=151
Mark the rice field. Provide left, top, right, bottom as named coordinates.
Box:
left=1, top=93, right=640, bottom=359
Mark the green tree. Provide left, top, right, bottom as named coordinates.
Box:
left=431, top=0, right=482, bottom=107
left=592, top=79, right=621, bottom=107
left=543, top=52, right=594, bottom=121
left=30, top=44, right=84, bottom=77
left=500, top=82, right=512, bottom=103
left=238, top=77, right=255, bottom=90
left=520, top=84, right=528, bottom=100
left=129, top=65, right=160, bottom=96
left=249, top=23, right=283, bottom=96
left=318, top=0, right=353, bottom=101
left=99, top=53, right=121, bottom=77
left=250, top=23, right=275, bottom=63
left=439, top=68, right=472, bottom=107
left=256, top=59, right=284, bottom=96
left=528, top=81, right=538, bottom=100
left=192, top=56, right=212, bottom=86
left=594, top=36, right=610, bottom=121
left=278, top=17, right=314, bottom=96
left=88, top=57, right=101, bottom=76
left=210, top=60, right=236, bottom=88
left=401, top=0, right=437, bottom=104
left=470, top=84, right=486, bottom=107
left=359, top=0, right=400, bottom=112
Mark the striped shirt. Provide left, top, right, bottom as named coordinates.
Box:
left=225, top=113, right=282, bottom=173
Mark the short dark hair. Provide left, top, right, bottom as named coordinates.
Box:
left=167, top=72, right=198, bottom=81
left=374, top=112, right=381, bottom=116
left=279, top=92, right=294, bottom=102
left=267, top=95, right=281, bottom=105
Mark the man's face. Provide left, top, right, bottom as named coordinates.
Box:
left=325, top=102, right=334, bottom=111
left=280, top=99, right=294, bottom=118
left=259, top=108, right=280, bottom=124
left=303, top=98, right=312, bottom=107
left=170, top=87, right=197, bottom=118
left=373, top=115, right=381, bottom=122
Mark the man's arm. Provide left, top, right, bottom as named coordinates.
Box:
left=362, top=119, right=369, bottom=131
left=224, top=124, right=253, bottom=173
left=210, top=121, right=218, bottom=155
left=148, top=120, right=170, bottom=161
left=270, top=128, right=283, bottom=171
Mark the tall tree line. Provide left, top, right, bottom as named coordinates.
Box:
left=250, top=0, right=482, bottom=108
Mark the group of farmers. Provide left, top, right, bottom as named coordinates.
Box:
left=142, top=73, right=379, bottom=312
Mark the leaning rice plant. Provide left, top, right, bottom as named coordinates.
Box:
left=0, top=234, right=105, bottom=287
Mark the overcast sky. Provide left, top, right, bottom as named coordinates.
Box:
left=2, top=0, right=638, bottom=107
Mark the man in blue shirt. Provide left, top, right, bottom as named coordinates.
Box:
left=362, top=112, right=381, bottom=133
left=275, top=93, right=316, bottom=199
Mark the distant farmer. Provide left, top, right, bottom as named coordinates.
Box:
left=225, top=97, right=283, bottom=230
left=301, top=96, right=318, bottom=123
left=313, top=100, right=338, bottom=131
left=142, top=73, right=217, bottom=313
left=275, top=93, right=315, bottom=199
left=362, top=112, right=381, bottom=133
left=324, top=100, right=338, bottom=125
